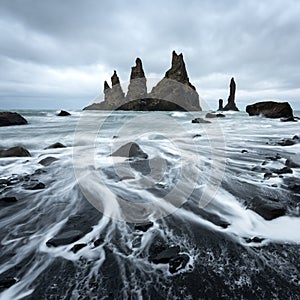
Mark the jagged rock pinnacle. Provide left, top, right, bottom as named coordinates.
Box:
left=130, top=58, right=145, bottom=80
left=111, top=70, right=120, bottom=86
left=223, top=77, right=239, bottom=111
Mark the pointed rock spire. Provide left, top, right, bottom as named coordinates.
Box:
left=149, top=50, right=201, bottom=111
left=165, top=51, right=196, bottom=90
left=223, top=77, right=239, bottom=111
left=103, top=70, right=125, bottom=105
left=111, top=70, right=121, bottom=86
left=104, top=80, right=110, bottom=91
left=126, top=58, right=147, bottom=101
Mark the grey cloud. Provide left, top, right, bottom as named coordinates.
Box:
left=0, top=0, right=299, bottom=110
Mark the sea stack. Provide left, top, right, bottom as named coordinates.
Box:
left=149, top=51, right=201, bottom=111
left=223, top=78, right=239, bottom=111
left=104, top=70, right=125, bottom=107
left=218, top=99, right=224, bottom=111
left=126, top=58, right=147, bottom=101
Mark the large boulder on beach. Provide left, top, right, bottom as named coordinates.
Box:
left=0, top=112, right=27, bottom=127
left=246, top=101, right=293, bottom=118
left=0, top=146, right=31, bottom=158
left=248, top=196, right=286, bottom=220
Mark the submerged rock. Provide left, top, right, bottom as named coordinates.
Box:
left=134, top=222, right=154, bottom=232
left=223, top=78, right=239, bottom=111
left=23, top=181, right=45, bottom=190
left=205, top=113, right=225, bottom=118
left=0, top=146, right=31, bottom=158
left=248, top=196, right=286, bottom=220
left=246, top=101, right=293, bottom=118
left=71, top=243, right=87, bottom=253
left=111, top=142, right=148, bottom=159
left=45, top=142, right=66, bottom=149
left=285, top=158, right=300, bottom=168
left=57, top=110, right=71, bottom=116
left=0, top=197, right=18, bottom=207
left=39, top=157, right=59, bottom=166
left=192, top=118, right=211, bottom=124
left=0, top=112, right=28, bottom=127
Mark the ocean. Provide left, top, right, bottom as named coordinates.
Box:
left=0, top=109, right=299, bottom=299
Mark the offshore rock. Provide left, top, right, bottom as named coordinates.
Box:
left=126, top=58, right=147, bottom=101
left=223, top=78, right=239, bottom=111
left=84, top=51, right=201, bottom=111
left=218, top=99, right=224, bottom=111
left=246, top=101, right=293, bottom=118
left=104, top=70, right=125, bottom=107
left=149, top=51, right=201, bottom=111
left=0, top=112, right=27, bottom=127
left=0, top=146, right=31, bottom=158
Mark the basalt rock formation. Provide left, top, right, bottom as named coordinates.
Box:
left=126, top=58, right=147, bottom=101
left=223, top=78, right=239, bottom=111
left=246, top=101, right=294, bottom=119
left=149, top=51, right=201, bottom=111
left=218, top=99, right=224, bottom=111
left=83, top=51, right=201, bottom=111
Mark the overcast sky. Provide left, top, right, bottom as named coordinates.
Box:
left=0, top=0, right=299, bottom=111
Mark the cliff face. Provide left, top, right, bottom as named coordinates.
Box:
left=223, top=78, right=239, bottom=111
left=83, top=51, right=202, bottom=111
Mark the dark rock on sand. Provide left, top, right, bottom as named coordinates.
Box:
left=23, top=181, right=45, bottom=190
left=46, top=230, right=83, bottom=247
left=45, top=142, right=66, bottom=149
left=273, top=167, right=293, bottom=175
left=246, top=101, right=293, bottom=118
left=223, top=78, right=239, bottom=111
left=111, top=142, right=148, bottom=159
left=0, top=277, right=17, bottom=289
left=0, top=112, right=28, bottom=127
left=57, top=110, right=71, bottom=116
left=192, top=118, right=211, bottom=124
left=0, top=197, right=17, bottom=207
left=205, top=113, right=225, bottom=118
left=0, top=146, right=31, bottom=158
left=71, top=243, right=87, bottom=253
left=134, top=222, right=154, bottom=232
left=39, top=157, right=58, bottom=166
left=285, top=159, right=300, bottom=168
left=247, top=196, right=286, bottom=220
left=150, top=246, right=180, bottom=264
left=169, top=254, right=190, bottom=274
left=277, top=138, right=296, bottom=146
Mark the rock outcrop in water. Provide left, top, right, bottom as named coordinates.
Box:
left=0, top=112, right=27, bottom=127
left=218, top=99, right=224, bottom=111
left=57, top=110, right=71, bottom=116
left=246, top=101, right=293, bottom=118
left=0, top=146, right=31, bottom=158
left=223, top=78, right=239, bottom=111
left=83, top=51, right=201, bottom=111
